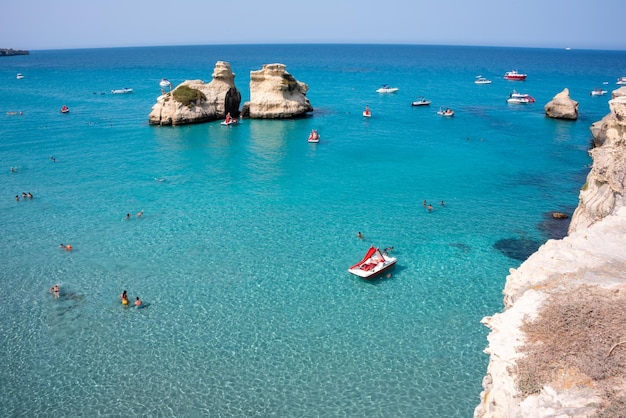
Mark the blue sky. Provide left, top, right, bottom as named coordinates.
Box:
left=2, top=0, right=625, bottom=51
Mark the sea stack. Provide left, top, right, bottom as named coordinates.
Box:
left=148, top=61, right=241, bottom=126
left=241, top=63, right=313, bottom=119
left=544, top=88, right=579, bottom=120
left=475, top=90, right=626, bottom=417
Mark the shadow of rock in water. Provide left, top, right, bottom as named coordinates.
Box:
left=494, top=236, right=543, bottom=262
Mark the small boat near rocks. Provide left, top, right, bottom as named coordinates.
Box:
left=590, top=88, right=608, bottom=96
left=506, top=90, right=535, bottom=104
left=308, top=129, right=320, bottom=143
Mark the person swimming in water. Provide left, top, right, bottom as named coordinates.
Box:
left=50, top=284, right=60, bottom=298
left=134, top=296, right=142, bottom=307
left=121, top=290, right=129, bottom=305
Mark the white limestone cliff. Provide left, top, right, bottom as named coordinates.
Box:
left=475, top=90, right=626, bottom=417
left=148, top=61, right=241, bottom=126
left=241, top=63, right=313, bottom=119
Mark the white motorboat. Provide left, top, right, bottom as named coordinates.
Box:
left=474, top=76, right=491, bottom=84
left=348, top=247, right=397, bottom=279
left=159, top=78, right=172, bottom=88
left=376, top=85, right=399, bottom=94
left=411, top=97, right=431, bottom=106
left=16, top=73, right=24, bottom=79
left=507, top=90, right=535, bottom=104
left=111, top=88, right=133, bottom=94
left=617, top=77, right=626, bottom=85
left=590, top=88, right=608, bottom=96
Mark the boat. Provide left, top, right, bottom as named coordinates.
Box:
left=376, top=85, right=399, bottom=94
left=437, top=107, right=454, bottom=117
left=111, top=88, right=133, bottom=94
left=60, top=105, right=69, bottom=114
left=617, top=77, right=626, bottom=85
left=504, top=70, right=527, bottom=81
left=411, top=97, right=431, bottom=106
left=308, top=129, right=320, bottom=143
left=363, top=106, right=371, bottom=117
left=590, top=88, right=608, bottom=96
left=220, top=113, right=238, bottom=125
left=16, top=73, right=24, bottom=79
left=348, top=246, right=397, bottom=279
left=159, top=78, right=172, bottom=88
left=506, top=90, right=535, bottom=104
left=474, top=76, right=491, bottom=84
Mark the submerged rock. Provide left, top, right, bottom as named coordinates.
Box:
left=241, top=63, right=313, bottom=119
left=544, top=88, right=579, bottom=120
left=148, top=61, right=241, bottom=126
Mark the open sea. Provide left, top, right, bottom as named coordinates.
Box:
left=2, top=44, right=625, bottom=417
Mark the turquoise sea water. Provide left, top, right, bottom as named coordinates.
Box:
left=1, top=44, right=625, bottom=416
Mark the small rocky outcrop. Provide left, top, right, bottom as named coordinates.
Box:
left=241, top=63, right=313, bottom=119
left=569, top=91, right=626, bottom=233
left=0, top=48, right=29, bottom=56
left=544, top=88, right=579, bottom=120
left=148, top=61, right=241, bottom=126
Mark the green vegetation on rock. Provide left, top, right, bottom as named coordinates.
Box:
left=172, top=85, right=206, bottom=107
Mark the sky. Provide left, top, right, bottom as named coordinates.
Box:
left=2, top=0, right=625, bottom=51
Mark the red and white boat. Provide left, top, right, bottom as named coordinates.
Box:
left=308, top=129, right=320, bottom=143
left=504, top=70, right=527, bottom=81
left=507, top=90, right=535, bottom=104
left=348, top=247, right=397, bottom=279
left=221, top=113, right=238, bottom=125
left=60, top=105, right=70, bottom=113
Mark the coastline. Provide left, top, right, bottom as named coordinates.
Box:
left=475, top=92, right=626, bottom=417
left=0, top=48, right=29, bottom=56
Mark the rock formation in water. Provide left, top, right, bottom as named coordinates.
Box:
left=0, top=48, right=29, bottom=56
left=475, top=90, right=626, bottom=418
left=241, top=63, right=313, bottom=119
left=544, top=88, right=579, bottom=120
left=148, top=61, right=241, bottom=126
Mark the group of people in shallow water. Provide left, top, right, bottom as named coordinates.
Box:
left=49, top=285, right=143, bottom=308
left=120, top=290, right=142, bottom=307
left=125, top=210, right=144, bottom=220
left=15, top=191, right=33, bottom=201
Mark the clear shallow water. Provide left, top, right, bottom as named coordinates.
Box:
left=1, top=44, right=625, bottom=416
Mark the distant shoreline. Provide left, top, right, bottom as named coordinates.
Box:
left=0, top=48, right=29, bottom=57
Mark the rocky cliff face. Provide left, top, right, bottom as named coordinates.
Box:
left=148, top=61, right=241, bottom=126
left=241, top=63, right=313, bottom=119
left=475, top=90, right=626, bottom=417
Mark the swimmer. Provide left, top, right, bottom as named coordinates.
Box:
left=441, top=200, right=445, bottom=206
left=357, top=232, right=364, bottom=239
left=22, top=192, right=27, bottom=198
left=61, top=244, right=73, bottom=251
left=15, top=195, right=19, bottom=202
left=427, top=204, right=433, bottom=212
left=423, top=200, right=427, bottom=206
left=125, top=213, right=131, bottom=220
left=27, top=192, right=33, bottom=199
left=137, top=210, right=144, bottom=218
left=383, top=246, right=394, bottom=254
left=50, top=284, right=60, bottom=298
left=121, top=290, right=129, bottom=305
left=134, top=296, right=142, bottom=307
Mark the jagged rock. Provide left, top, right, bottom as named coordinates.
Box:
left=241, top=63, right=313, bottom=119
left=544, top=88, right=579, bottom=120
left=569, top=94, right=626, bottom=233
left=148, top=61, right=241, bottom=126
